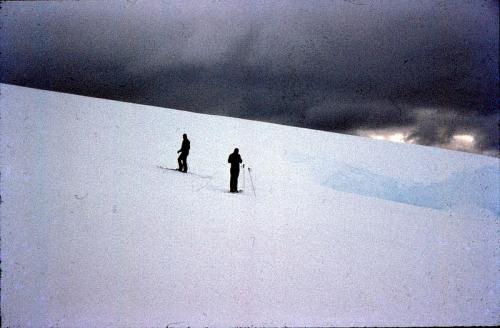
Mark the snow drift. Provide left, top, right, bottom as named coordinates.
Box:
left=1, top=84, right=498, bottom=326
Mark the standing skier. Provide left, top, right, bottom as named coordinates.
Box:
left=177, top=133, right=190, bottom=173
left=228, top=148, right=243, bottom=192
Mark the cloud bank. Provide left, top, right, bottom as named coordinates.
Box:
left=1, top=0, right=498, bottom=154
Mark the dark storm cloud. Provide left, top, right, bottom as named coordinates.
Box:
left=1, top=0, right=498, bottom=154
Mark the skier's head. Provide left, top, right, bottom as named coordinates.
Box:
left=183, top=133, right=187, bottom=139
left=234, top=148, right=239, bottom=154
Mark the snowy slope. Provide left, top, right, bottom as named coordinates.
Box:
left=1, top=84, right=498, bottom=326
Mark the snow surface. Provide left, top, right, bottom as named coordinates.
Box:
left=1, top=84, right=499, bottom=326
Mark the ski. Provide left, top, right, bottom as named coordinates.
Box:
left=157, top=165, right=212, bottom=179
left=157, top=165, right=183, bottom=172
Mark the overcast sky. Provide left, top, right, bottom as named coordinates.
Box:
left=1, top=0, right=498, bottom=155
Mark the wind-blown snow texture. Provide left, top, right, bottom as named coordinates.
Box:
left=1, top=84, right=499, bottom=326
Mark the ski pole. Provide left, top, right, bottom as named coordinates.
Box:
left=248, top=167, right=256, bottom=197
left=242, top=163, right=245, bottom=191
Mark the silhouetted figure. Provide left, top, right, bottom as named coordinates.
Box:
left=177, top=134, right=190, bottom=172
left=228, top=148, right=243, bottom=192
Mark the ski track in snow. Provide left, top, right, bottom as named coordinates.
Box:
left=1, top=84, right=499, bottom=326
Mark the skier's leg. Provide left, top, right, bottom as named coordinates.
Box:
left=183, top=155, right=188, bottom=173
left=230, top=171, right=236, bottom=192
left=177, top=155, right=183, bottom=170
left=230, top=169, right=239, bottom=192
left=235, top=169, right=240, bottom=192
left=178, top=153, right=187, bottom=172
